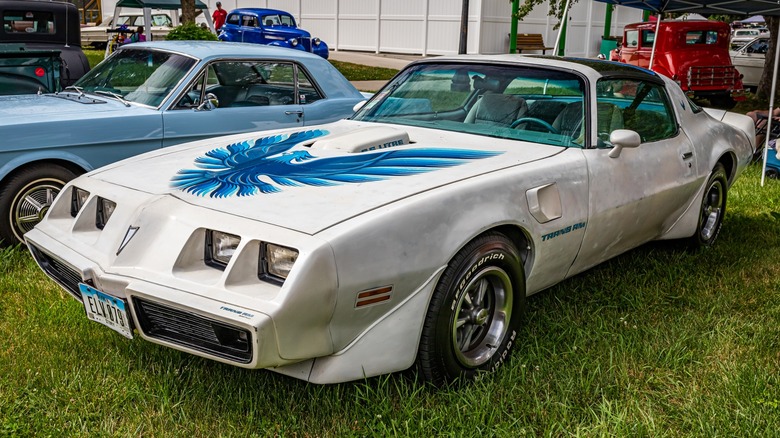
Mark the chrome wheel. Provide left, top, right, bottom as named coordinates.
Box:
left=451, top=267, right=512, bottom=368
left=11, top=179, right=63, bottom=241
left=699, top=177, right=724, bottom=242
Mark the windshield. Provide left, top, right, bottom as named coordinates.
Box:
left=73, top=49, right=196, bottom=107
left=353, top=63, right=586, bottom=148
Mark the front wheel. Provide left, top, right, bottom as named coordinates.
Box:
left=0, top=164, right=77, bottom=246
left=417, top=232, right=525, bottom=386
left=688, top=164, right=727, bottom=249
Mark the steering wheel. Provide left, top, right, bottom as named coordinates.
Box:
left=509, top=117, right=559, bottom=134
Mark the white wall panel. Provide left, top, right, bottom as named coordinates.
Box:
left=98, top=0, right=645, bottom=56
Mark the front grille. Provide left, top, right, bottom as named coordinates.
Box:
left=133, top=298, right=253, bottom=363
left=28, top=244, right=83, bottom=299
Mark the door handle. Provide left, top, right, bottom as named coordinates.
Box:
left=285, top=110, right=304, bottom=116
left=682, top=152, right=693, bottom=159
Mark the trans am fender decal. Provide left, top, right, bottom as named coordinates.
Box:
left=541, top=222, right=586, bottom=242
left=171, top=130, right=503, bottom=198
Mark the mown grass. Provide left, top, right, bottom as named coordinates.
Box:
left=1, top=164, right=779, bottom=436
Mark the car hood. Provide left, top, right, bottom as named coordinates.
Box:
left=0, top=93, right=134, bottom=124
left=89, top=120, right=564, bottom=234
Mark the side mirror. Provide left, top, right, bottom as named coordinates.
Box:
left=197, top=93, right=219, bottom=111
left=608, top=129, right=641, bottom=158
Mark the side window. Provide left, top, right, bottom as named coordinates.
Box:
left=241, top=16, right=257, bottom=27
left=174, top=71, right=207, bottom=109
left=626, top=30, right=639, bottom=48
left=280, top=15, right=295, bottom=26
left=199, top=61, right=298, bottom=108
left=641, top=30, right=654, bottom=46
left=226, top=14, right=239, bottom=25
left=597, top=78, right=677, bottom=143
left=296, top=67, right=323, bottom=104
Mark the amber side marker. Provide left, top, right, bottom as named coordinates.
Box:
left=355, top=286, right=393, bottom=307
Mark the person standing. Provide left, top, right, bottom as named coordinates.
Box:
left=212, top=1, right=227, bottom=32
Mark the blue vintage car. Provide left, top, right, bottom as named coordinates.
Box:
left=218, top=8, right=329, bottom=59
left=0, top=40, right=365, bottom=245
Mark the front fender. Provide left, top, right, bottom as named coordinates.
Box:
left=0, top=150, right=92, bottom=182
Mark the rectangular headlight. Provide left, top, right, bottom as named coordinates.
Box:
left=206, top=230, right=241, bottom=270
left=261, top=243, right=298, bottom=282
left=70, top=187, right=89, bottom=217
left=96, top=197, right=116, bottom=229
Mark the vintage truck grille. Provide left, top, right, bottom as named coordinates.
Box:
left=28, top=244, right=83, bottom=299
left=687, top=65, right=739, bottom=88
left=133, top=298, right=253, bottom=363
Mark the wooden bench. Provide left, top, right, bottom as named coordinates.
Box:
left=515, top=33, right=553, bottom=54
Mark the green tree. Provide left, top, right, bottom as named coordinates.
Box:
left=515, top=0, right=573, bottom=29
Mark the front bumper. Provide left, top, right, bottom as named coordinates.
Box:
left=26, top=227, right=284, bottom=369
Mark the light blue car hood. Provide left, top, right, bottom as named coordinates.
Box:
left=0, top=93, right=140, bottom=125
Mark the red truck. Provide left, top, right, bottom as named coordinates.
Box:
left=612, top=20, right=745, bottom=109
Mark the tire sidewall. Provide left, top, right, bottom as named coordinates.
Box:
left=0, top=166, right=75, bottom=245
left=432, top=235, right=525, bottom=382
left=692, top=165, right=728, bottom=247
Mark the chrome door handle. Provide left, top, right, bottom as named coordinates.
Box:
left=682, top=152, right=693, bottom=159
left=285, top=110, right=304, bottom=116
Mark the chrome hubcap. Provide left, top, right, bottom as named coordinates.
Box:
left=13, top=182, right=61, bottom=241
left=700, top=179, right=724, bottom=241
left=452, top=266, right=512, bottom=368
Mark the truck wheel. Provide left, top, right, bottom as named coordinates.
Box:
left=417, top=232, right=525, bottom=386
left=0, top=164, right=77, bottom=246
left=767, top=168, right=779, bottom=179
left=688, top=164, right=727, bottom=249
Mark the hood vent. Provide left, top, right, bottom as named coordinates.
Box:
left=308, top=126, right=410, bottom=153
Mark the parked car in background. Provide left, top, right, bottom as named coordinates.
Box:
left=80, top=12, right=174, bottom=49
left=730, top=36, right=769, bottom=89
left=0, top=41, right=365, bottom=245
left=615, top=20, right=746, bottom=108
left=730, top=27, right=769, bottom=49
left=0, top=0, right=90, bottom=94
left=218, top=8, right=329, bottom=59
left=25, top=56, right=754, bottom=386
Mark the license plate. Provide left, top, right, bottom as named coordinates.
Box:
left=79, top=283, right=133, bottom=339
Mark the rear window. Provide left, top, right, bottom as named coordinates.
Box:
left=3, top=10, right=55, bottom=34
left=686, top=31, right=718, bottom=45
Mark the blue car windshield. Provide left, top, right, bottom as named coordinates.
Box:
left=353, top=63, right=587, bottom=148
left=73, top=49, right=196, bottom=107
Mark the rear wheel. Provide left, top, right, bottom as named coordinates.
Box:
left=688, top=164, right=727, bottom=248
left=767, top=168, right=779, bottom=179
left=417, top=232, right=525, bottom=386
left=0, top=165, right=77, bottom=246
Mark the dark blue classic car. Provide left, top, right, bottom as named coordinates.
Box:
left=218, top=8, right=329, bottom=59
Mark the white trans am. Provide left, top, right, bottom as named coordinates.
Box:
left=26, top=56, right=755, bottom=386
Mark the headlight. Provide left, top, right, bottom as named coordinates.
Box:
left=96, top=197, right=116, bottom=229
left=312, top=37, right=321, bottom=46
left=206, top=230, right=241, bottom=270
left=70, top=187, right=89, bottom=217
left=261, top=243, right=298, bottom=282
left=290, top=38, right=298, bottom=46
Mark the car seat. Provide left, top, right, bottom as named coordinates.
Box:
left=464, top=94, right=528, bottom=126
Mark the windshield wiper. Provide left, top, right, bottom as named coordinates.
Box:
left=63, top=85, right=85, bottom=97
left=94, top=90, right=131, bottom=107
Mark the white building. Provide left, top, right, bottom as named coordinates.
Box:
left=99, top=0, right=644, bottom=57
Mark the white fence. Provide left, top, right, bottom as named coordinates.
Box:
left=100, top=0, right=644, bottom=57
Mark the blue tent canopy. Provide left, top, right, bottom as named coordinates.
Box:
left=593, top=0, right=780, bottom=16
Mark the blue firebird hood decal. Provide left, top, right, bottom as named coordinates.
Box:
left=171, top=129, right=503, bottom=198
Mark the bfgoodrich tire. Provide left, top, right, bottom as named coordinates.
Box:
left=417, top=232, right=525, bottom=386
left=688, top=164, right=728, bottom=249
left=0, top=164, right=77, bottom=246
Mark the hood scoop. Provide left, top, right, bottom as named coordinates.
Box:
left=308, top=126, right=410, bottom=153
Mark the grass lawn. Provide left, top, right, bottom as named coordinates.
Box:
left=1, top=164, right=779, bottom=436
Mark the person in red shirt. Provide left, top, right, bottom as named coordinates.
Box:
left=212, top=1, right=227, bottom=32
